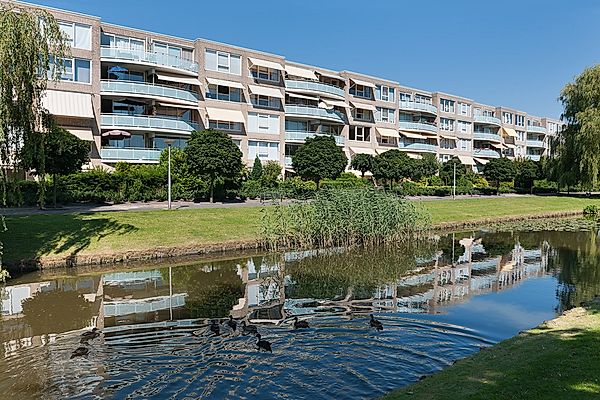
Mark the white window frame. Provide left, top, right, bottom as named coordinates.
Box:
left=205, top=49, right=241, bottom=75
left=59, top=21, right=92, bottom=50
left=503, top=112, right=513, bottom=124
left=440, top=117, right=455, bottom=131
left=49, top=56, right=91, bottom=84
left=249, top=66, right=279, bottom=82
left=350, top=126, right=370, bottom=141
left=440, top=98, right=455, bottom=113
left=459, top=102, right=471, bottom=116
left=209, top=120, right=242, bottom=132
left=376, top=107, right=395, bottom=123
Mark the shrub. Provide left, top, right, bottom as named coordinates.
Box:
left=320, top=173, right=368, bottom=189
left=279, top=177, right=317, bottom=199
left=532, top=179, right=558, bottom=194
left=240, top=179, right=263, bottom=199
left=583, top=205, right=598, bottom=215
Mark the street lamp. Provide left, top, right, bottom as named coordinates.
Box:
left=164, top=138, right=176, bottom=210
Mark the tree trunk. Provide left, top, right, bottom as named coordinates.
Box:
left=38, top=133, right=46, bottom=210
left=361, top=171, right=365, bottom=178
left=53, top=173, right=57, bottom=208
left=209, top=175, right=214, bottom=203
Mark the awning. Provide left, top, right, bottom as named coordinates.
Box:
left=349, top=77, right=376, bottom=88
left=439, top=134, right=458, bottom=141
left=154, top=71, right=201, bottom=86
left=316, top=70, right=343, bottom=81
left=42, top=90, right=94, bottom=119
left=67, top=127, right=93, bottom=141
left=399, top=130, right=426, bottom=139
left=375, top=127, right=400, bottom=138
left=490, top=142, right=503, bottom=149
left=405, top=153, right=423, bottom=159
left=288, top=92, right=319, bottom=101
left=350, top=101, right=377, bottom=111
left=206, top=107, right=245, bottom=123
left=322, top=99, right=351, bottom=109
left=473, top=157, right=489, bottom=165
left=349, top=146, right=377, bottom=155
left=284, top=65, right=317, bottom=80
left=248, top=57, right=284, bottom=71
left=502, top=127, right=517, bottom=137
left=157, top=102, right=201, bottom=110
left=102, top=130, right=130, bottom=138
left=503, top=143, right=516, bottom=149
left=248, top=84, right=284, bottom=99
left=457, top=155, right=475, bottom=165
left=206, top=77, right=245, bottom=89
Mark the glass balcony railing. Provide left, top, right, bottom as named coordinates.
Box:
left=473, top=115, right=502, bottom=126
left=100, top=147, right=162, bottom=162
left=526, top=154, right=541, bottom=161
left=101, top=80, right=199, bottom=104
left=526, top=125, right=547, bottom=134
left=101, top=114, right=200, bottom=133
left=398, top=121, right=437, bottom=133
left=284, top=156, right=293, bottom=166
left=285, top=130, right=344, bottom=145
left=284, top=105, right=346, bottom=124
left=473, top=148, right=501, bottom=158
left=526, top=140, right=545, bottom=148
left=398, top=101, right=438, bottom=115
left=285, top=80, right=345, bottom=99
left=398, top=142, right=437, bottom=153
left=100, top=46, right=199, bottom=74
left=473, top=132, right=502, bottom=142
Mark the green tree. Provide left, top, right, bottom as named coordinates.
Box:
left=261, top=160, right=281, bottom=188
left=184, top=129, right=243, bottom=203
left=250, top=156, right=263, bottom=181
left=558, top=65, right=600, bottom=190
left=514, top=159, right=540, bottom=192
left=411, top=153, right=440, bottom=181
left=373, top=149, right=413, bottom=188
left=0, top=3, right=68, bottom=280
left=439, top=157, right=467, bottom=186
left=292, top=135, right=347, bottom=186
left=350, top=153, right=374, bottom=178
left=482, top=157, right=517, bottom=189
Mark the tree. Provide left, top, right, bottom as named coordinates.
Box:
left=0, top=3, right=68, bottom=280
left=261, top=161, right=281, bottom=188
left=514, top=159, right=540, bottom=192
left=292, top=135, right=347, bottom=186
left=558, top=65, right=600, bottom=190
left=482, top=157, right=517, bottom=189
left=350, top=153, right=374, bottom=178
left=439, top=157, right=467, bottom=186
left=250, top=156, right=263, bottom=181
left=411, top=153, right=440, bottom=181
left=373, top=149, right=413, bottom=188
left=21, top=124, right=90, bottom=207
left=184, top=129, right=243, bottom=203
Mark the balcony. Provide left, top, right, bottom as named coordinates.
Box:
left=398, top=101, right=437, bottom=115
left=474, top=115, right=502, bottom=126
left=526, top=125, right=547, bottom=134
left=526, top=154, right=541, bottom=161
left=285, top=130, right=344, bottom=145
left=398, top=121, right=437, bottom=133
left=473, top=148, right=501, bottom=158
left=101, top=114, right=200, bottom=134
left=100, top=147, right=162, bottom=163
left=398, top=142, right=437, bottom=153
left=473, top=132, right=502, bottom=142
left=284, top=105, right=346, bottom=124
left=100, top=46, right=199, bottom=74
left=101, top=80, right=199, bottom=104
left=526, top=140, right=545, bottom=148
left=285, top=80, right=345, bottom=99
left=284, top=156, right=293, bottom=167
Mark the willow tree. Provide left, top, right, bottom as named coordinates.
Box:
left=0, top=3, right=68, bottom=279
left=558, top=65, right=600, bottom=190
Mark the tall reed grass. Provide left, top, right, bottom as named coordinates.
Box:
left=261, top=189, right=431, bottom=250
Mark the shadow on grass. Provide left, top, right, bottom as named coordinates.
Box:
left=1, top=213, right=138, bottom=271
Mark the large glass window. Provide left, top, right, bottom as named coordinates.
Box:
left=349, top=84, right=372, bottom=99
left=250, top=66, right=279, bottom=82
left=375, top=107, right=395, bottom=123
left=209, top=120, right=242, bottom=132
left=59, top=21, right=91, bottom=50
left=206, top=85, right=241, bottom=102
left=248, top=141, right=279, bottom=161
left=440, top=118, right=455, bottom=131
left=154, top=136, right=188, bottom=149
left=349, top=126, right=370, bottom=141
left=205, top=49, right=241, bottom=75
left=101, top=33, right=144, bottom=51
left=48, top=56, right=91, bottom=83
left=375, top=85, right=395, bottom=102
left=108, top=133, right=145, bottom=148
left=440, top=98, right=455, bottom=113
left=248, top=113, right=279, bottom=134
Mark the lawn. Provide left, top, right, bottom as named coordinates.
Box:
left=381, top=302, right=600, bottom=400
left=3, top=195, right=600, bottom=264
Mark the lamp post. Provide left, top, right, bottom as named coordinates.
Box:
left=452, top=162, right=456, bottom=199
left=164, top=139, right=176, bottom=210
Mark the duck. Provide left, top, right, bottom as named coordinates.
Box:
left=209, top=319, right=221, bottom=336
left=293, top=316, right=310, bottom=329
left=227, top=315, right=237, bottom=331
left=369, top=314, right=383, bottom=331
left=240, top=321, right=258, bottom=335
left=80, top=327, right=100, bottom=340
left=256, top=334, right=272, bottom=353
left=70, top=346, right=89, bottom=359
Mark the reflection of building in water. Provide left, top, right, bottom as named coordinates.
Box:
left=235, top=257, right=285, bottom=322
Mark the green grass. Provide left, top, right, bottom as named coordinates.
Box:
left=3, top=196, right=600, bottom=264
left=382, top=303, right=600, bottom=400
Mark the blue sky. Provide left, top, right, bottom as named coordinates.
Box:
left=25, top=0, right=600, bottom=118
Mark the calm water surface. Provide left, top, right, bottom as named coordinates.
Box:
left=1, top=227, right=600, bottom=399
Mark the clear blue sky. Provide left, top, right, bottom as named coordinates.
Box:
left=25, top=0, right=600, bottom=118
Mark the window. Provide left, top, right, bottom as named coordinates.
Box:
left=457, top=120, right=471, bottom=133
left=153, top=42, right=193, bottom=61
left=458, top=139, right=471, bottom=151
left=503, top=112, right=513, bottom=124
left=59, top=21, right=91, bottom=50
left=352, top=108, right=371, bottom=121
left=48, top=56, right=91, bottom=83
left=209, top=120, right=242, bottom=132
left=375, top=107, right=395, bottom=123
left=459, top=102, right=471, bottom=116
left=111, top=100, right=144, bottom=115
left=107, top=133, right=145, bottom=148
left=399, top=92, right=412, bottom=102
left=349, top=84, right=372, bottom=99
left=516, top=130, right=525, bottom=141
left=206, top=85, right=241, bottom=102
left=349, top=126, right=371, bottom=141
left=250, top=66, right=279, bottom=82
left=415, top=94, right=432, bottom=104
left=440, top=98, right=455, bottom=113
left=482, top=109, right=495, bottom=117
left=439, top=154, right=451, bottom=163
left=375, top=85, right=395, bottom=102
left=515, top=115, right=525, bottom=127
left=154, top=136, right=188, bottom=149
left=440, top=118, right=455, bottom=131
left=251, top=95, right=279, bottom=109
left=101, top=33, right=144, bottom=51
left=285, top=120, right=308, bottom=132
left=440, top=139, right=455, bottom=149
left=205, top=49, right=241, bottom=75
left=248, top=113, right=279, bottom=134
left=248, top=141, right=279, bottom=161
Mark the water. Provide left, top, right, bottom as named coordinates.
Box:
left=2, top=226, right=600, bottom=399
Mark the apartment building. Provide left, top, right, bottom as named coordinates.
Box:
left=12, top=1, right=562, bottom=173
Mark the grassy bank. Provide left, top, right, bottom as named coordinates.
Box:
left=382, top=301, right=600, bottom=400
left=3, top=196, right=600, bottom=265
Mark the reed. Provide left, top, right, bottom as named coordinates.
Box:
left=261, top=189, right=431, bottom=250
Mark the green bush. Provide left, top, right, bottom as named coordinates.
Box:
left=532, top=179, right=558, bottom=194
left=583, top=205, right=598, bottom=215
left=279, top=177, right=317, bottom=199
left=320, top=173, right=368, bottom=189
left=499, top=181, right=516, bottom=194
left=240, top=179, right=263, bottom=199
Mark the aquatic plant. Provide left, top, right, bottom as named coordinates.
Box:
left=261, top=189, right=431, bottom=250
left=583, top=204, right=599, bottom=216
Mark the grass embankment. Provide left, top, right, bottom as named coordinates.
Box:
left=3, top=196, right=600, bottom=265
left=382, top=301, right=600, bottom=400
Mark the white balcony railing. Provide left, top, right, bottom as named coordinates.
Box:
left=398, top=101, right=438, bottom=115
left=284, top=105, right=346, bottom=124
left=473, top=115, right=502, bottom=126
left=398, top=121, right=437, bottom=133
left=101, top=80, right=199, bottom=104
left=285, top=130, right=344, bottom=145
left=100, top=147, right=162, bottom=163
left=285, top=79, right=345, bottom=99
left=100, top=46, right=199, bottom=74
left=101, top=114, right=200, bottom=134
